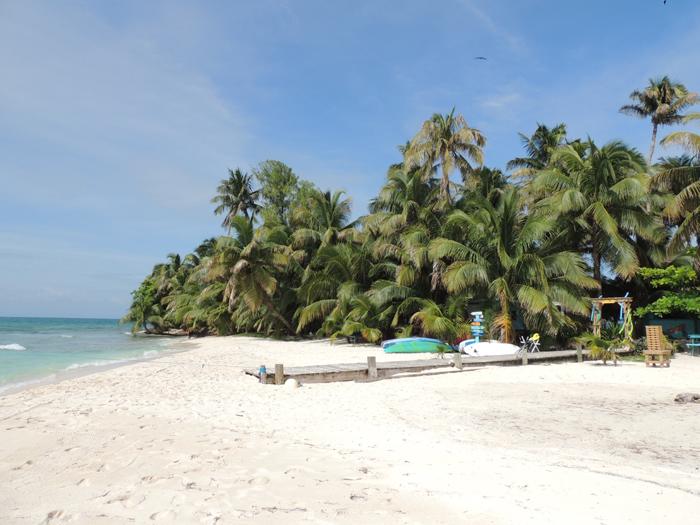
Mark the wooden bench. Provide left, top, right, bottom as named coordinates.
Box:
left=645, top=325, right=671, bottom=367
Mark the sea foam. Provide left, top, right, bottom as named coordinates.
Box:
left=64, top=359, right=130, bottom=371
left=0, top=343, right=26, bottom=351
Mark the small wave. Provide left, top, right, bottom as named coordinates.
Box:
left=0, top=343, right=26, bottom=351
left=0, top=374, right=58, bottom=395
left=143, top=350, right=159, bottom=358
left=64, top=359, right=131, bottom=371
left=59, top=334, right=74, bottom=338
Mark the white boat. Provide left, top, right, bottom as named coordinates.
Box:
left=458, top=339, right=520, bottom=357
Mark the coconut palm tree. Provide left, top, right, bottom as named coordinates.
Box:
left=461, top=166, right=508, bottom=202
left=404, top=108, right=486, bottom=203
left=620, top=77, right=698, bottom=162
left=211, top=168, right=260, bottom=231
left=657, top=114, right=700, bottom=251
left=533, top=139, right=660, bottom=285
left=296, top=242, right=371, bottom=334
left=507, top=123, right=567, bottom=182
left=207, top=216, right=295, bottom=333
left=431, top=187, right=597, bottom=343
left=121, top=278, right=165, bottom=334
left=408, top=299, right=471, bottom=342
left=291, top=190, right=354, bottom=250
left=332, top=294, right=385, bottom=343
left=367, top=166, right=441, bottom=237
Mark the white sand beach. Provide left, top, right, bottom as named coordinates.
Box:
left=1, top=337, right=699, bottom=524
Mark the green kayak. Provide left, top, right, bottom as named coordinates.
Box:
left=382, top=337, right=454, bottom=353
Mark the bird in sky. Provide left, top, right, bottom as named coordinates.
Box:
left=474, top=56, right=487, bottom=61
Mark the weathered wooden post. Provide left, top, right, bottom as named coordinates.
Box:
left=452, top=353, right=463, bottom=370
left=576, top=344, right=583, bottom=363
left=367, top=356, right=377, bottom=379
left=274, top=363, right=284, bottom=385
left=521, top=351, right=528, bottom=366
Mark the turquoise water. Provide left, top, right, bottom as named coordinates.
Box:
left=0, top=317, right=180, bottom=393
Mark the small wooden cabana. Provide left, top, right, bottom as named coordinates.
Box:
left=590, top=296, right=633, bottom=341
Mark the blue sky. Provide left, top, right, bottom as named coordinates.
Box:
left=1, top=0, right=699, bottom=318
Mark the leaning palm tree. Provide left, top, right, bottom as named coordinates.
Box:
left=211, top=168, right=260, bottom=231
left=121, top=278, right=165, bottom=334
left=657, top=114, right=700, bottom=251
left=534, top=139, right=660, bottom=285
left=404, top=108, right=486, bottom=203
left=431, top=187, right=597, bottom=343
left=620, top=76, right=698, bottom=162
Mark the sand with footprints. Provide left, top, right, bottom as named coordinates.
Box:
left=1, top=336, right=699, bottom=523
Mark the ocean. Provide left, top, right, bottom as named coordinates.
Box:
left=0, top=317, right=182, bottom=394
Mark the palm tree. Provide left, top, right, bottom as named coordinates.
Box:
left=194, top=238, right=217, bottom=259
left=206, top=216, right=295, bottom=333
left=533, top=139, right=659, bottom=285
left=462, top=166, right=508, bottom=202
left=408, top=299, right=470, bottom=342
left=296, top=242, right=370, bottom=334
left=151, top=253, right=182, bottom=298
left=331, top=294, right=385, bottom=343
left=657, top=114, right=700, bottom=251
left=211, top=168, right=260, bottom=231
left=431, top=187, right=597, bottom=343
left=121, top=278, right=165, bottom=334
left=507, top=123, right=567, bottom=183
left=620, top=76, right=698, bottom=162
left=291, top=190, right=354, bottom=250
left=405, top=108, right=486, bottom=203
left=367, top=165, right=441, bottom=236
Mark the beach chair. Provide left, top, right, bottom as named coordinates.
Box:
left=645, top=326, right=670, bottom=367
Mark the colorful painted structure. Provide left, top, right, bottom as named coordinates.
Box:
left=590, top=295, right=633, bottom=341
left=470, top=311, right=484, bottom=342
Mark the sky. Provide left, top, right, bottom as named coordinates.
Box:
left=1, top=0, right=699, bottom=318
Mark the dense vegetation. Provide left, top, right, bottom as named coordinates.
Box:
left=124, top=77, right=700, bottom=345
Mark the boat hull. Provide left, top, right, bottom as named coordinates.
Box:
left=459, top=340, right=520, bottom=357
left=382, top=337, right=454, bottom=354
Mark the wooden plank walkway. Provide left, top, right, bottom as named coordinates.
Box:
left=245, top=349, right=598, bottom=384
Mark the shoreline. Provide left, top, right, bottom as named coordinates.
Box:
left=2, top=336, right=699, bottom=523
left=0, top=337, right=199, bottom=397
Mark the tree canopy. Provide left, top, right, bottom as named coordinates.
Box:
left=124, top=77, right=700, bottom=344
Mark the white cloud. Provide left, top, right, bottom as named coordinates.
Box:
left=0, top=2, right=256, bottom=316
left=480, top=92, right=522, bottom=110
left=0, top=2, right=251, bottom=213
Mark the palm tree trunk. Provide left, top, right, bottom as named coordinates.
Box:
left=263, top=296, right=295, bottom=334
left=441, top=162, right=452, bottom=204
left=592, top=242, right=602, bottom=288
left=648, top=123, right=658, bottom=163
left=499, top=295, right=514, bottom=344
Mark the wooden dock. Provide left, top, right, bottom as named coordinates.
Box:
left=245, top=349, right=597, bottom=385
